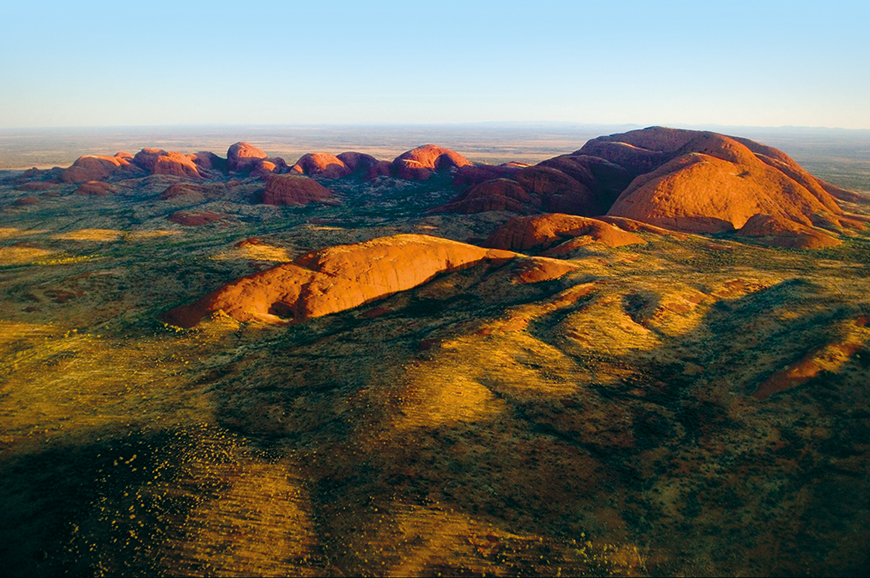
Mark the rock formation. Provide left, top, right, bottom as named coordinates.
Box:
left=392, top=145, right=472, bottom=180
left=452, top=163, right=526, bottom=187
left=331, top=152, right=391, bottom=179
left=153, top=152, right=203, bottom=178
left=75, top=181, right=117, bottom=196
left=61, top=153, right=141, bottom=183
left=132, top=148, right=204, bottom=178
left=439, top=178, right=538, bottom=214
left=161, top=234, right=517, bottom=327
left=188, top=151, right=228, bottom=173
left=485, top=213, right=645, bottom=253
left=515, top=166, right=598, bottom=215
left=438, top=127, right=858, bottom=247
left=291, top=153, right=352, bottom=179
left=579, top=127, right=851, bottom=234
left=227, top=142, right=268, bottom=172
left=261, top=174, right=336, bottom=206
left=734, top=214, right=841, bottom=249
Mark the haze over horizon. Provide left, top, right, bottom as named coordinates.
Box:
left=1, top=1, right=868, bottom=130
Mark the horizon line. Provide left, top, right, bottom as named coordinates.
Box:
left=2, top=121, right=870, bottom=133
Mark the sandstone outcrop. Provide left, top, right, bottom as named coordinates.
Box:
left=152, top=151, right=203, bottom=178
left=227, top=142, right=268, bottom=172
left=13, top=196, right=39, bottom=206
left=576, top=127, right=854, bottom=234
left=452, top=163, right=526, bottom=187
left=291, top=153, right=351, bottom=179
left=261, top=174, right=336, bottom=206
left=734, top=214, right=841, bottom=249
left=512, top=257, right=579, bottom=284
left=439, top=166, right=600, bottom=217
left=537, top=154, right=634, bottom=212
left=159, top=182, right=206, bottom=201
left=75, top=181, right=117, bottom=196
left=65, top=148, right=208, bottom=182
left=133, top=149, right=204, bottom=178
left=392, top=145, right=472, bottom=180
left=485, top=213, right=645, bottom=253
left=335, top=152, right=391, bottom=179
left=438, top=179, right=538, bottom=214
left=61, top=153, right=141, bottom=183
left=515, top=166, right=598, bottom=215
left=161, top=234, right=517, bottom=327
left=249, top=157, right=289, bottom=177
left=188, top=151, right=228, bottom=173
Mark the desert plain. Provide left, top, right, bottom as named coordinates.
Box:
left=1, top=125, right=870, bottom=576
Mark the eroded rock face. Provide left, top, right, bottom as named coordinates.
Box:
left=227, top=142, right=268, bottom=172
left=485, top=213, right=645, bottom=253
left=160, top=234, right=517, bottom=327
left=735, top=214, right=841, bottom=249
left=261, top=174, right=336, bottom=206
left=291, top=153, right=351, bottom=179
left=392, top=145, right=472, bottom=180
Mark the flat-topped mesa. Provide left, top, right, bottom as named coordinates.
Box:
left=484, top=213, right=645, bottom=253
left=160, top=234, right=517, bottom=327
left=392, top=144, right=472, bottom=180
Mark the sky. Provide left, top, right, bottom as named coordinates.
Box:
left=0, top=0, right=868, bottom=129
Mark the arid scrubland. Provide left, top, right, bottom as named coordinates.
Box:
left=1, top=127, right=869, bottom=576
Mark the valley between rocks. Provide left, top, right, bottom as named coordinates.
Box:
left=1, top=131, right=870, bottom=577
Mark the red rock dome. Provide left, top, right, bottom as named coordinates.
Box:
left=392, top=145, right=472, bottom=180
left=261, top=174, right=336, bottom=206
left=160, top=234, right=517, bottom=327
left=291, top=153, right=351, bottom=179
left=227, top=142, right=268, bottom=172
left=485, top=213, right=645, bottom=253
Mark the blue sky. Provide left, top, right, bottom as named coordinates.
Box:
left=1, top=1, right=867, bottom=129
